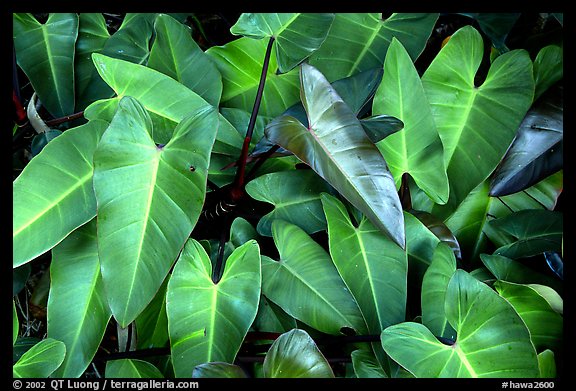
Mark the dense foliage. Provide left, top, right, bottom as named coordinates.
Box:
left=13, top=12, right=563, bottom=379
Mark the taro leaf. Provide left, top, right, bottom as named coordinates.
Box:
left=486, top=210, right=562, bottom=259
left=105, top=359, right=163, bottom=378
left=13, top=13, right=78, bottom=118
left=308, top=13, right=438, bottom=82
left=494, top=281, right=563, bottom=351
left=135, top=277, right=169, bottom=350
left=459, top=13, right=520, bottom=52
left=381, top=270, right=539, bottom=377
left=31, top=130, right=62, bottom=157
left=246, top=170, right=333, bottom=236
left=13, top=120, right=109, bottom=268
left=167, top=239, right=261, bottom=378
left=93, top=97, right=218, bottom=327
left=480, top=254, right=562, bottom=295
left=265, top=63, right=404, bottom=248
left=374, top=38, right=449, bottom=205
left=13, top=338, right=66, bottom=378
left=13, top=300, right=18, bottom=346
left=47, top=219, right=111, bottom=378
left=89, top=53, right=215, bottom=144
left=422, top=26, right=534, bottom=220
left=533, top=45, right=563, bottom=101
left=490, top=85, right=563, bottom=197
left=13, top=263, right=31, bottom=296
left=149, top=14, right=222, bottom=106
left=206, top=37, right=300, bottom=118
left=262, top=329, right=335, bottom=378
left=230, top=13, right=335, bottom=73
left=351, top=349, right=388, bottom=378
left=421, top=243, right=457, bottom=341
left=321, top=193, right=406, bottom=334
left=262, top=220, right=367, bottom=335
left=193, top=362, right=248, bottom=378
left=538, top=350, right=556, bottom=378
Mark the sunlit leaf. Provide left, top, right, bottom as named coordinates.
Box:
left=13, top=338, right=66, bottom=378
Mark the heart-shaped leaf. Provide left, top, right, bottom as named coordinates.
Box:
left=13, top=119, right=109, bottom=268
left=246, top=170, right=333, bottom=236
left=263, top=329, right=335, bottom=378
left=265, top=63, right=404, bottom=247
left=47, top=219, right=111, bottom=378
left=422, top=26, right=534, bottom=219
left=13, top=338, right=66, bottom=378
left=105, top=359, right=164, bottom=378
left=93, top=97, right=218, bottom=327
left=149, top=14, right=222, bottom=106
left=262, top=220, right=367, bottom=335
left=373, top=38, right=449, bottom=204
left=231, top=13, right=335, bottom=73
left=381, top=270, right=539, bottom=377
left=308, top=13, right=438, bottom=82
left=13, top=13, right=78, bottom=118
left=167, top=239, right=261, bottom=377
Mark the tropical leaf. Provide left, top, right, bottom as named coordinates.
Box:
left=167, top=239, right=261, bottom=378
left=206, top=37, right=301, bottom=118
left=13, top=264, right=31, bottom=297
left=93, top=97, right=218, bottom=327
left=13, top=120, right=109, bottom=268
left=459, top=13, right=521, bottom=52
left=422, top=26, right=535, bottom=219
left=409, top=209, right=461, bottom=260
left=262, top=220, right=367, bottom=335
left=265, top=63, right=404, bottom=247
left=47, top=219, right=111, bottom=378
left=263, top=329, right=335, bottom=378
left=135, top=277, right=169, bottom=349
left=253, top=295, right=297, bottom=334
left=533, top=45, right=563, bottom=101
left=193, top=362, right=248, bottom=378
left=308, top=13, right=438, bottom=82
left=13, top=13, right=78, bottom=118
left=538, top=350, right=556, bottom=378
left=373, top=38, right=449, bottom=204
left=494, top=281, right=562, bottom=351
left=381, top=270, right=540, bottom=377
left=351, top=349, right=388, bottom=378
left=246, top=170, right=333, bottom=236
left=13, top=338, right=66, bottom=378
left=149, top=14, right=222, bottom=106
left=105, top=359, right=164, bottom=378
left=13, top=300, right=18, bottom=346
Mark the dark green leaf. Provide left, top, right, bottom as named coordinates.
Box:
left=193, top=362, right=248, bottom=378
left=105, top=359, right=163, bottom=378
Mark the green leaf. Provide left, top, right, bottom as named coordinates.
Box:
left=421, top=243, right=457, bottom=340
left=409, top=209, right=461, bottom=260
left=253, top=295, right=297, bottom=334
left=308, top=13, right=438, bottom=81
left=47, top=219, right=111, bottom=378
left=381, top=270, right=539, bottom=377
left=149, top=14, right=222, bottom=106
left=13, top=119, right=109, bottom=268
left=13, top=338, right=66, bottom=378
left=206, top=36, right=301, bottom=118
left=105, top=359, right=164, bottom=378
left=423, top=26, right=535, bottom=219
left=13, top=300, right=18, bottom=346
left=538, top=350, right=556, bottom=378
left=193, top=362, right=248, bottom=378
left=167, top=239, right=261, bottom=378
left=494, top=281, right=562, bottom=351
left=351, top=349, right=388, bottom=378
left=93, top=97, right=218, bottom=327
left=459, top=13, right=520, bottom=52
left=231, top=13, right=335, bottom=73
left=263, top=329, right=335, bottom=378
left=533, top=45, right=563, bottom=101
left=135, top=277, right=169, bottom=349
left=360, top=115, right=404, bottom=144
left=321, top=193, right=406, bottom=334
left=31, top=130, right=62, bottom=157
left=374, top=38, right=449, bottom=204
left=265, top=63, right=404, bottom=248
left=13, top=13, right=78, bottom=118
left=89, top=53, right=215, bottom=144
left=13, top=263, right=31, bottom=296
left=486, top=210, right=562, bottom=259
left=262, top=220, right=367, bottom=335
left=246, top=170, right=333, bottom=236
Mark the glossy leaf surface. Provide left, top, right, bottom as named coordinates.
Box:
left=262, top=220, right=367, bottom=335
left=13, top=338, right=66, bottom=378
left=48, top=219, right=111, bottom=378
left=266, top=63, right=404, bottom=247
left=351, top=349, right=388, bottom=378
left=533, top=45, right=563, bottom=101
left=231, top=13, right=335, bottom=73
left=105, top=359, right=164, bottom=378
left=263, top=329, right=335, bottom=378
left=381, top=270, right=539, bottom=377
left=93, top=97, right=218, bottom=327
left=13, top=120, right=109, bottom=267
left=167, top=240, right=261, bottom=377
